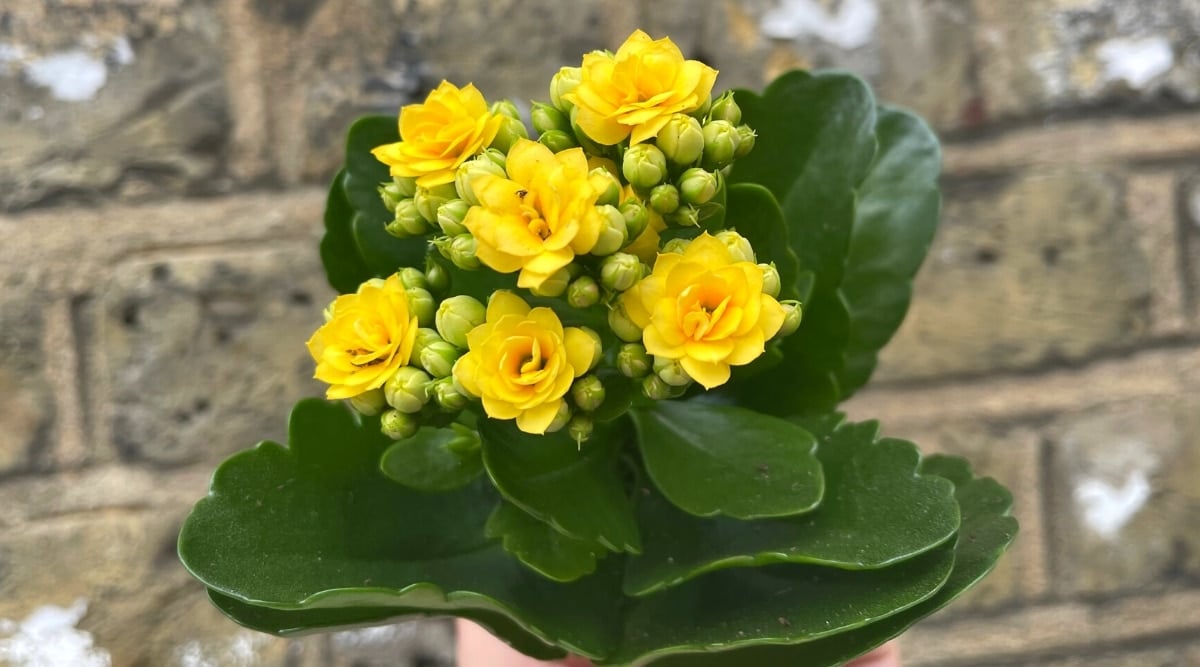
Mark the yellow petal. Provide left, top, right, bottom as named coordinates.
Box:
left=516, top=399, right=563, bottom=435
left=680, top=357, right=731, bottom=389
left=528, top=308, right=566, bottom=339
left=506, top=139, right=558, bottom=185
left=563, top=327, right=598, bottom=376
left=727, top=329, right=766, bottom=365
left=488, top=291, right=531, bottom=322
left=482, top=394, right=522, bottom=420
left=452, top=353, right=482, bottom=397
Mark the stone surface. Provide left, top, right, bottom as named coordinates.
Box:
left=0, top=274, right=55, bottom=476
left=876, top=168, right=1152, bottom=382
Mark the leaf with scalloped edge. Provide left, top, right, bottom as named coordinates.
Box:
left=624, top=416, right=959, bottom=596
left=486, top=501, right=604, bottom=582
left=379, top=423, right=483, bottom=493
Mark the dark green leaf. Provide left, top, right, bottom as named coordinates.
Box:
left=724, top=183, right=802, bottom=300
left=350, top=212, right=427, bottom=278
left=624, top=417, right=958, bottom=596
left=320, top=170, right=373, bottom=294
left=630, top=400, right=823, bottom=519
left=379, top=424, right=483, bottom=493
left=343, top=116, right=399, bottom=219
left=478, top=418, right=641, bottom=554
left=486, top=501, right=604, bottom=582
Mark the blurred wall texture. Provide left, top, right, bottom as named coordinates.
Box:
left=1, top=0, right=1199, bottom=665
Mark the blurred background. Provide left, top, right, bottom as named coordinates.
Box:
left=1, top=0, right=1198, bottom=665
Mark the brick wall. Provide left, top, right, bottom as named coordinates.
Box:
left=1, top=1, right=1197, bottom=665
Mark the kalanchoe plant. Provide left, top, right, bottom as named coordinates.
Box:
left=179, top=29, right=1017, bottom=666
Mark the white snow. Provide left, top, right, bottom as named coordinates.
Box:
left=1097, top=36, right=1174, bottom=89
left=1073, top=469, right=1152, bottom=540
left=761, top=0, right=879, bottom=50
left=0, top=599, right=111, bottom=667
left=24, top=49, right=109, bottom=102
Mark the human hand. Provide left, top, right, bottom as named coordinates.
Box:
left=456, top=620, right=901, bottom=666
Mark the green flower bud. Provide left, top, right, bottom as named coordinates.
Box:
left=667, top=205, right=700, bottom=228
left=567, top=414, right=594, bottom=445
left=491, top=99, right=522, bottom=121
left=709, top=91, right=742, bottom=125
left=617, top=343, right=651, bottom=378
left=571, top=375, right=606, bottom=412
left=735, top=125, right=757, bottom=159
left=690, top=93, right=712, bottom=119
left=415, top=183, right=458, bottom=223
left=620, top=199, right=650, bottom=240
left=547, top=401, right=573, bottom=434
left=656, top=113, right=705, bottom=165
left=567, top=275, right=600, bottom=308
left=653, top=356, right=692, bottom=387
left=387, top=199, right=428, bottom=238
left=492, top=115, right=530, bottom=154
left=779, top=300, right=803, bottom=337
left=641, top=374, right=676, bottom=401
left=384, top=366, right=432, bottom=414
left=661, top=237, right=691, bottom=254
left=448, top=234, right=482, bottom=270
left=649, top=183, right=680, bottom=214
left=678, top=168, right=719, bottom=206
left=530, top=267, right=571, bottom=297
left=622, top=143, right=668, bottom=189
left=600, top=252, right=642, bottom=292
left=378, top=181, right=407, bottom=213
left=608, top=302, right=642, bottom=343
left=412, top=327, right=442, bottom=358
left=481, top=148, right=508, bottom=170
left=550, top=66, right=582, bottom=111
left=715, top=229, right=756, bottom=263
left=430, top=377, right=469, bottom=412
left=759, top=262, right=781, bottom=298
left=380, top=409, right=420, bottom=440
left=348, top=388, right=386, bottom=416
left=538, top=129, right=576, bottom=153
left=397, top=267, right=428, bottom=291
left=531, top=102, right=571, bottom=135
left=425, top=259, right=449, bottom=293
left=589, top=167, right=622, bottom=207
left=392, top=175, right=418, bottom=198
left=436, top=199, right=470, bottom=236
left=454, top=156, right=506, bottom=206
left=419, top=339, right=460, bottom=378
left=406, top=287, right=436, bottom=327
left=702, top=120, right=740, bottom=169
left=435, top=294, right=486, bottom=348
left=591, top=205, right=628, bottom=256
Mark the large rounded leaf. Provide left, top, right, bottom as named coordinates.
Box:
left=379, top=424, right=484, bottom=493
left=320, top=170, right=373, bottom=294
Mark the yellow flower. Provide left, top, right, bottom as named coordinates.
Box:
left=463, top=139, right=603, bottom=289
left=453, top=292, right=598, bottom=434
left=622, top=233, right=786, bottom=389
left=306, top=275, right=419, bottom=400
left=371, top=81, right=504, bottom=188
left=566, top=30, right=718, bottom=146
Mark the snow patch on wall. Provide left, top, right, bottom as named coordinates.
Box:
left=23, top=49, right=109, bottom=101
left=761, top=0, right=879, bottom=50
left=0, top=599, right=111, bottom=667
left=1097, top=36, right=1174, bottom=88
left=172, top=631, right=273, bottom=667
left=1074, top=468, right=1152, bottom=540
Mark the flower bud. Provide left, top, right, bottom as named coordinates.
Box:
left=656, top=113, right=705, bottom=165
left=661, top=237, right=691, bottom=254
left=436, top=199, right=470, bottom=236
left=406, top=287, right=437, bottom=327
left=538, top=129, right=576, bottom=153
left=435, top=294, right=486, bottom=348
left=617, top=343, right=651, bottom=378
left=715, top=230, right=756, bottom=263
left=690, top=93, right=712, bottom=119
left=530, top=267, right=571, bottom=298
left=378, top=181, right=407, bottom=213
left=567, top=275, right=600, bottom=308
left=419, top=339, right=460, bottom=378
left=735, top=125, right=757, bottom=158
left=430, top=377, right=469, bottom=412
left=412, top=327, right=442, bottom=360
left=567, top=414, right=594, bottom=445
left=678, top=168, right=719, bottom=206
left=608, top=302, right=643, bottom=343
left=531, top=102, right=571, bottom=135
left=667, top=205, right=699, bottom=228
left=491, top=99, right=522, bottom=121
left=387, top=199, right=428, bottom=238
left=384, top=366, right=432, bottom=414
left=759, top=262, right=781, bottom=298
left=702, top=120, right=740, bottom=169
left=641, top=374, right=676, bottom=400
left=480, top=147, right=508, bottom=170
left=491, top=115, right=530, bottom=154
left=349, top=388, right=386, bottom=416
left=448, top=234, right=482, bottom=270
left=708, top=91, right=742, bottom=125
left=397, top=267, right=428, bottom=291
left=550, top=66, right=582, bottom=111
left=778, top=300, right=803, bottom=337
left=591, top=205, right=628, bottom=256
left=620, top=199, right=650, bottom=240
left=649, top=183, right=680, bottom=214
left=454, top=156, right=506, bottom=206
left=547, top=401, right=573, bottom=434
left=653, top=356, right=692, bottom=387
left=622, top=143, right=668, bottom=189
left=600, top=252, right=642, bottom=292
left=391, top=175, right=418, bottom=198
left=589, top=168, right=622, bottom=207
left=414, top=183, right=457, bottom=223
left=424, top=259, right=449, bottom=293
left=571, top=375, right=606, bottom=412
left=380, top=409, right=419, bottom=440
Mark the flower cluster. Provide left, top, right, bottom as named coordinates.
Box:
left=307, top=30, right=800, bottom=442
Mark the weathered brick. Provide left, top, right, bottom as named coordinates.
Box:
left=1127, top=171, right=1187, bottom=335
left=0, top=273, right=56, bottom=475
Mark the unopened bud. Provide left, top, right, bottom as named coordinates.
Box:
left=667, top=205, right=699, bottom=228
left=397, top=267, right=428, bottom=291
left=690, top=94, right=712, bottom=119
left=406, top=287, right=436, bottom=327
left=530, top=267, right=571, bottom=297
left=415, top=183, right=457, bottom=223
left=617, top=343, right=651, bottom=378
left=702, top=120, right=740, bottom=169
left=384, top=366, right=432, bottom=414
left=678, top=168, right=719, bottom=206
left=424, top=260, right=449, bottom=293
left=708, top=92, right=742, bottom=125
left=715, top=230, right=756, bottom=263
left=492, top=115, right=530, bottom=153
left=550, top=66, right=582, bottom=111
left=591, top=205, right=628, bottom=256
left=622, top=143, right=668, bottom=189
left=491, top=99, right=522, bottom=121
left=349, top=388, right=386, bottom=416
left=455, top=156, right=506, bottom=206
left=547, top=401, right=573, bottom=434
left=653, top=356, right=692, bottom=387
left=656, top=113, right=705, bottom=165
left=431, top=377, right=469, bottom=412
left=419, top=339, right=460, bottom=378
left=448, top=234, right=481, bottom=270
left=661, top=237, right=691, bottom=254
left=379, top=182, right=407, bottom=213
left=412, top=327, right=442, bottom=360
left=620, top=199, right=650, bottom=240
left=391, top=176, right=418, bottom=198
left=572, top=375, right=606, bottom=412
left=436, top=199, right=470, bottom=236
left=759, top=262, right=781, bottom=298
left=649, top=184, right=680, bottom=214
left=600, top=253, right=642, bottom=292
left=589, top=168, right=622, bottom=207
left=435, top=294, right=486, bottom=348
left=567, top=414, right=594, bottom=444
left=567, top=276, right=600, bottom=308
left=380, top=409, right=420, bottom=440
left=735, top=125, right=757, bottom=158
left=608, top=302, right=643, bottom=343
left=532, top=102, right=571, bottom=135
left=778, top=300, right=803, bottom=337
left=538, top=129, right=576, bottom=153
left=387, top=199, right=429, bottom=238
left=641, top=374, right=676, bottom=401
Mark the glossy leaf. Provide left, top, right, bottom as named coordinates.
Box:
left=478, top=418, right=641, bottom=554
left=624, top=416, right=959, bottom=596
left=379, top=424, right=484, bottom=493
left=320, top=170, right=373, bottom=294
left=630, top=400, right=823, bottom=519
left=486, top=501, right=604, bottom=582
left=724, top=183, right=802, bottom=301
